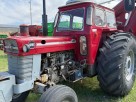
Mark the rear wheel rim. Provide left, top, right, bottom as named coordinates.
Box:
left=62, top=100, right=70, bottom=102
left=62, top=97, right=73, bottom=102
left=125, top=50, right=135, bottom=81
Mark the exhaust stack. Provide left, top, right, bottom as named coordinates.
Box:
left=42, top=0, right=48, bottom=36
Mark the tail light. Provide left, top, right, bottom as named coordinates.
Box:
left=80, top=36, right=87, bottom=55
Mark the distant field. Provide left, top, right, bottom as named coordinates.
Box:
left=0, top=50, right=136, bottom=102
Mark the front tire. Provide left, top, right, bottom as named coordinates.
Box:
left=97, top=33, right=136, bottom=96
left=39, top=85, right=78, bottom=102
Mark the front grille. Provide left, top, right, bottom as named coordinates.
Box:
left=4, top=39, right=18, bottom=54
left=8, top=55, right=33, bottom=84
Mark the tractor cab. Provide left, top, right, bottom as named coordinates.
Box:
left=54, top=0, right=117, bottom=37
left=54, top=0, right=117, bottom=65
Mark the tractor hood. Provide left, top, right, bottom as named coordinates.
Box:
left=3, top=36, right=76, bottom=56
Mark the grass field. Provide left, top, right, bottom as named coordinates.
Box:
left=0, top=51, right=8, bottom=72
left=0, top=50, right=136, bottom=102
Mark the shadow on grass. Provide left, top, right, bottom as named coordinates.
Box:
left=62, top=77, right=122, bottom=102
left=27, top=77, right=123, bottom=102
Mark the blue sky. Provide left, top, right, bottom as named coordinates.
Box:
left=0, top=0, right=120, bottom=26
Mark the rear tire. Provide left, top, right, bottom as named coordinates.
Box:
left=38, top=85, right=78, bottom=102
left=12, top=91, right=30, bottom=102
left=97, top=33, right=136, bottom=96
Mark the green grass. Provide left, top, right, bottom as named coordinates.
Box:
left=0, top=50, right=136, bottom=102
left=0, top=51, right=8, bottom=71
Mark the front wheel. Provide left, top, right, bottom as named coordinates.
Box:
left=97, top=33, right=136, bottom=96
left=38, top=85, right=78, bottom=102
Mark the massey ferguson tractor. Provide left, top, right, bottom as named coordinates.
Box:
left=0, top=0, right=136, bottom=102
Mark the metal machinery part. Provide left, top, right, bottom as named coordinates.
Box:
left=34, top=51, right=85, bottom=93
left=40, top=51, right=78, bottom=84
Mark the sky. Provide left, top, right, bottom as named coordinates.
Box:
left=0, top=0, right=120, bottom=26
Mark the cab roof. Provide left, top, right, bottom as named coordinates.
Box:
left=66, top=0, right=98, bottom=5
left=59, top=1, right=114, bottom=12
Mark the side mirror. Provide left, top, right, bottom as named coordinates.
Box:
left=124, top=0, right=135, bottom=12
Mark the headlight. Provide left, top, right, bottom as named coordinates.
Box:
left=4, top=39, right=19, bottom=53
left=23, top=41, right=35, bottom=52
left=80, top=36, right=87, bottom=55
left=23, top=44, right=30, bottom=52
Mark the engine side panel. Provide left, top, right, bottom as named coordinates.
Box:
left=8, top=54, right=41, bottom=84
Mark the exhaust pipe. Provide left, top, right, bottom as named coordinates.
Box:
left=42, top=0, right=48, bottom=36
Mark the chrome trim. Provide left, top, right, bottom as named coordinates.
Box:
left=36, top=40, right=76, bottom=47
left=125, top=12, right=132, bottom=26
left=4, top=46, right=18, bottom=50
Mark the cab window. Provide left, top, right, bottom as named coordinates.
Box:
left=95, top=8, right=105, bottom=26
left=106, top=11, right=116, bottom=28
left=57, top=8, right=84, bottom=31
left=72, top=16, right=83, bottom=30
left=58, top=15, right=70, bottom=29
left=86, top=7, right=92, bottom=25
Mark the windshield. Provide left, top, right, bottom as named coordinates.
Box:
left=57, top=8, right=84, bottom=31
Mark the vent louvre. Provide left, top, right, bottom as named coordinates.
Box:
left=8, top=55, right=33, bottom=83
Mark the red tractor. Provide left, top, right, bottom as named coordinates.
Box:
left=0, top=0, right=136, bottom=102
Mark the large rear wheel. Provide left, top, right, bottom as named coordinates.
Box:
left=97, top=33, right=136, bottom=96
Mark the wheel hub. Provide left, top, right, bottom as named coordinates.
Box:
left=125, top=50, right=135, bottom=81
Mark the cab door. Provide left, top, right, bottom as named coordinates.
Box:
left=88, top=6, right=106, bottom=64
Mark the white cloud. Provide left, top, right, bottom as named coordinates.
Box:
left=0, top=0, right=67, bottom=25
left=0, top=0, right=121, bottom=25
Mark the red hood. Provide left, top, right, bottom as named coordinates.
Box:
left=4, top=36, right=76, bottom=56
left=11, top=36, right=74, bottom=43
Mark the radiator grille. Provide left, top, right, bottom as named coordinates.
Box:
left=8, top=55, right=33, bottom=83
